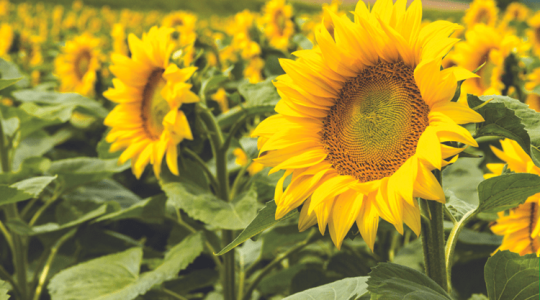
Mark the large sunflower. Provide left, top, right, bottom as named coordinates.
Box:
left=453, top=24, right=520, bottom=97
left=54, top=33, right=101, bottom=96
left=486, top=139, right=540, bottom=256
left=252, top=0, right=484, bottom=250
left=103, top=26, right=199, bottom=179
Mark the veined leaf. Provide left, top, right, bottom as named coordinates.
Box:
left=0, top=176, right=56, bottom=205
left=48, top=233, right=204, bottom=300
left=477, top=173, right=540, bottom=214
left=484, top=251, right=539, bottom=300
left=283, top=277, right=368, bottom=300
left=48, top=157, right=129, bottom=189
left=0, top=77, right=22, bottom=91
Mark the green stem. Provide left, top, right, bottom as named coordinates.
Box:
left=444, top=210, right=477, bottom=294
left=0, top=219, right=14, bottom=255
left=230, top=163, right=249, bottom=200
left=32, top=229, right=76, bottom=300
left=182, top=148, right=219, bottom=191
left=197, top=106, right=235, bottom=300
left=241, top=229, right=316, bottom=300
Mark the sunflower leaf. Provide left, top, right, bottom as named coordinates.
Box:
left=468, top=94, right=540, bottom=167
left=216, top=200, right=298, bottom=255
left=0, top=279, right=9, bottom=300
left=0, top=77, right=22, bottom=91
left=0, top=176, right=56, bottom=205
left=484, top=250, right=539, bottom=300
left=477, top=173, right=540, bottom=214
left=47, top=233, right=203, bottom=300
left=163, top=181, right=261, bottom=230
left=367, top=263, right=452, bottom=300
left=283, top=277, right=369, bottom=300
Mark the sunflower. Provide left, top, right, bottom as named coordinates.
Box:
left=501, top=2, right=529, bottom=24
left=525, top=68, right=540, bottom=113
left=162, top=11, right=197, bottom=66
left=54, top=33, right=102, bottom=96
left=486, top=139, right=540, bottom=256
left=462, top=0, right=498, bottom=29
left=111, top=23, right=128, bottom=56
left=251, top=0, right=484, bottom=250
left=527, top=12, right=540, bottom=56
left=103, top=26, right=199, bottom=179
left=261, top=0, right=294, bottom=51
left=0, top=23, right=13, bottom=58
left=453, top=24, right=521, bottom=97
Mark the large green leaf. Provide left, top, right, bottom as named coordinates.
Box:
left=484, top=251, right=539, bottom=300
left=48, top=157, right=129, bottom=189
left=0, top=105, right=59, bottom=139
left=442, top=157, right=484, bottom=205
left=477, top=173, right=540, bottom=214
left=62, top=179, right=141, bottom=209
left=163, top=181, right=260, bottom=230
left=0, top=176, right=56, bottom=205
left=48, top=233, right=204, bottom=300
left=13, top=90, right=108, bottom=121
left=468, top=94, right=540, bottom=166
left=367, top=263, right=452, bottom=300
left=0, top=77, right=22, bottom=91
left=216, top=200, right=298, bottom=255
left=283, top=277, right=369, bottom=300
left=13, top=129, right=72, bottom=170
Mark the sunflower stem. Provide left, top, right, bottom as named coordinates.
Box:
left=420, top=170, right=448, bottom=291
left=0, top=116, right=29, bottom=300
left=197, top=106, right=235, bottom=300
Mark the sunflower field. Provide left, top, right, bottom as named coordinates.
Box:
left=0, top=0, right=539, bottom=299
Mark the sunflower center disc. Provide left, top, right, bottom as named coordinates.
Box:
left=75, top=51, right=92, bottom=79
left=141, top=68, right=169, bottom=140
left=321, top=60, right=430, bottom=182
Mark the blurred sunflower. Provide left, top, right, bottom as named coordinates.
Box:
left=54, top=33, right=102, bottom=96
left=527, top=11, right=540, bottom=56
left=0, top=23, right=13, bottom=58
left=453, top=24, right=521, bottom=97
left=252, top=0, right=483, bottom=250
left=111, top=23, right=128, bottom=56
left=462, top=0, right=498, bottom=29
left=501, top=2, right=529, bottom=24
left=486, top=139, right=540, bottom=256
left=103, top=26, right=199, bottom=179
left=525, top=68, right=540, bottom=112
left=261, top=0, right=294, bottom=51
left=163, top=11, right=197, bottom=66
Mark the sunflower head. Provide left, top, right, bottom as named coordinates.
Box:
left=487, top=139, right=540, bottom=256
left=261, top=0, right=294, bottom=51
left=54, top=33, right=102, bottom=96
left=502, top=2, right=529, bottom=24
left=252, top=0, right=484, bottom=250
left=103, top=26, right=200, bottom=179
left=463, top=0, right=499, bottom=29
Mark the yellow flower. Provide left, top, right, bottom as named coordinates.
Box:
left=244, top=57, right=265, bottom=84
left=54, top=33, right=102, bottom=96
left=0, top=23, right=13, bottom=58
left=502, top=2, right=529, bottom=24
left=527, top=12, right=540, bottom=56
left=211, top=87, right=229, bottom=113
left=227, top=10, right=261, bottom=60
left=462, top=0, right=498, bottom=29
left=252, top=0, right=484, bottom=250
left=103, top=26, right=200, bottom=179
left=261, top=0, right=295, bottom=51
left=233, top=148, right=265, bottom=176
left=486, top=139, right=540, bottom=256
left=525, top=68, right=540, bottom=113
left=453, top=24, right=521, bottom=97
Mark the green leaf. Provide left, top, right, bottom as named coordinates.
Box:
left=0, top=105, right=58, bottom=139
left=163, top=181, right=260, bottom=230
left=0, top=176, right=56, bottom=205
left=216, top=200, right=298, bottom=255
left=162, top=269, right=219, bottom=296
left=0, top=279, right=10, bottom=300
left=0, top=77, right=22, bottom=91
left=367, top=263, right=452, bottom=300
left=445, top=190, right=477, bottom=222
left=48, top=157, right=129, bottom=190
left=292, top=34, right=313, bottom=50
left=95, top=195, right=166, bottom=223
left=484, top=250, right=539, bottom=300
left=468, top=94, right=540, bottom=167
left=469, top=294, right=489, bottom=300
left=13, top=90, right=108, bottom=122
left=48, top=233, right=204, bottom=300
left=284, top=277, right=369, bottom=300
left=13, top=129, right=72, bottom=170
left=477, top=173, right=540, bottom=214
left=0, top=157, right=51, bottom=184
left=442, top=157, right=484, bottom=205
left=260, top=224, right=309, bottom=259
left=392, top=239, right=424, bottom=272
